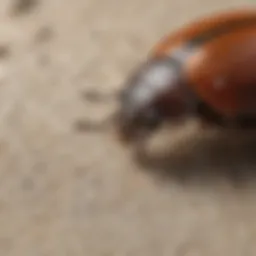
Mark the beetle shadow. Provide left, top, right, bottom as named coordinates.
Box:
left=134, top=130, right=256, bottom=188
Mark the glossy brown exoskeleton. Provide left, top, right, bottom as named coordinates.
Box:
left=117, top=9, right=256, bottom=143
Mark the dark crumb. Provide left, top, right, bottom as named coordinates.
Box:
left=81, top=90, right=117, bottom=103
left=73, top=119, right=107, bottom=132
left=74, top=167, right=87, bottom=178
left=81, top=90, right=107, bottom=103
left=0, top=237, right=12, bottom=251
left=34, top=26, right=54, bottom=44
left=21, top=177, right=34, bottom=190
left=37, top=53, right=50, bottom=67
left=73, top=120, right=99, bottom=132
left=0, top=45, right=10, bottom=59
left=11, top=0, right=38, bottom=16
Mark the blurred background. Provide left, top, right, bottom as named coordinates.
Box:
left=0, top=0, right=256, bottom=255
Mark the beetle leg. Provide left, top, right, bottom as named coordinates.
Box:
left=196, top=101, right=225, bottom=127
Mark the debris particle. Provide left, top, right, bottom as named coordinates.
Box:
left=73, top=119, right=108, bottom=132
left=35, top=26, right=54, bottom=44
left=82, top=91, right=106, bottom=102
left=74, top=120, right=99, bottom=132
left=22, top=177, right=35, bottom=191
left=38, top=53, right=50, bottom=67
left=0, top=45, right=10, bottom=60
left=11, top=0, right=38, bottom=16
left=81, top=90, right=118, bottom=103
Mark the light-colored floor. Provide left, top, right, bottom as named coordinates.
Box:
left=0, top=0, right=256, bottom=255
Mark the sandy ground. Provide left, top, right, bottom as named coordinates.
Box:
left=0, top=0, right=256, bottom=255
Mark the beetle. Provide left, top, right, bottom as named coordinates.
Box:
left=116, top=9, right=256, bottom=143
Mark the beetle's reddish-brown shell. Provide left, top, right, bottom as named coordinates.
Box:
left=151, top=9, right=256, bottom=118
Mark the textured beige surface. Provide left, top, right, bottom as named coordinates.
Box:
left=1, top=0, right=256, bottom=255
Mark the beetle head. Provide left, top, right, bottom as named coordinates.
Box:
left=116, top=56, right=188, bottom=144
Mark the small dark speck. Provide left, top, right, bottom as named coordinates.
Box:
left=0, top=237, right=12, bottom=252
left=22, top=177, right=35, bottom=190
left=75, top=167, right=87, bottom=178
left=38, top=53, right=50, bottom=67
left=11, top=0, right=39, bottom=16
left=0, top=46, right=10, bottom=60
left=34, top=26, right=54, bottom=44
left=81, top=90, right=118, bottom=103
left=82, top=90, right=106, bottom=103
left=74, top=120, right=97, bottom=132
left=73, top=119, right=106, bottom=132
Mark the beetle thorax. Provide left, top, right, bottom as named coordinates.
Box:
left=121, top=57, right=182, bottom=120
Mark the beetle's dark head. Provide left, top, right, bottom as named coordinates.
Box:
left=116, top=56, right=192, bottom=144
